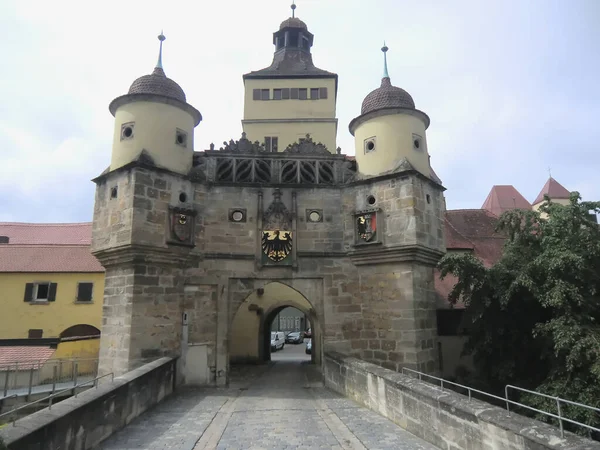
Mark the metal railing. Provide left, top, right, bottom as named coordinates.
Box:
left=401, top=368, right=600, bottom=438
left=0, top=358, right=98, bottom=398
left=0, top=372, right=114, bottom=426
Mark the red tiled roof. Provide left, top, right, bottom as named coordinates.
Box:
left=0, top=222, right=92, bottom=245
left=445, top=220, right=474, bottom=250
left=436, top=210, right=506, bottom=309
left=533, top=177, right=571, bottom=205
left=0, top=346, right=56, bottom=370
left=0, top=245, right=104, bottom=273
left=481, top=185, right=531, bottom=217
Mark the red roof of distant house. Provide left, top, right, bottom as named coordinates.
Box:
left=481, top=185, right=531, bottom=217
left=0, top=222, right=92, bottom=245
left=436, top=209, right=506, bottom=309
left=444, top=220, right=474, bottom=250
left=0, top=245, right=104, bottom=272
left=0, top=346, right=56, bottom=370
left=533, top=177, right=571, bottom=205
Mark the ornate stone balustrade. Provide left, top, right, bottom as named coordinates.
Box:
left=191, top=133, right=357, bottom=186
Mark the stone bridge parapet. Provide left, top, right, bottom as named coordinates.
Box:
left=0, top=357, right=175, bottom=450
left=323, top=352, right=600, bottom=450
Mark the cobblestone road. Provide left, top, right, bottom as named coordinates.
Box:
left=98, top=357, right=437, bottom=450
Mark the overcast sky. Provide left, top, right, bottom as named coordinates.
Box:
left=1, top=0, right=599, bottom=223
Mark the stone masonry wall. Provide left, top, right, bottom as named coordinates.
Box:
left=324, top=352, right=600, bottom=450
left=94, top=167, right=195, bottom=377
left=91, top=170, right=134, bottom=253
left=93, top=162, right=445, bottom=383
left=99, top=265, right=135, bottom=376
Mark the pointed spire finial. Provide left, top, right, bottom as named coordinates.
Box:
left=381, top=41, right=390, bottom=79
left=548, top=166, right=552, bottom=178
left=156, top=31, right=166, bottom=69
left=291, top=0, right=296, bottom=18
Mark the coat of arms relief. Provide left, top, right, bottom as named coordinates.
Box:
left=355, top=209, right=379, bottom=244
left=261, top=189, right=293, bottom=264
left=168, top=207, right=197, bottom=246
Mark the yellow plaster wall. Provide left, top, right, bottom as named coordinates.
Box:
left=242, top=121, right=337, bottom=154
left=242, top=78, right=337, bottom=152
left=229, top=282, right=313, bottom=362
left=354, top=113, right=430, bottom=177
left=0, top=272, right=104, bottom=339
left=532, top=198, right=570, bottom=219
left=111, top=101, right=195, bottom=174
left=243, top=78, right=336, bottom=120
left=53, top=339, right=101, bottom=360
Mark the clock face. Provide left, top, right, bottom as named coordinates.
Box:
left=309, top=211, right=321, bottom=222
left=232, top=211, right=244, bottom=222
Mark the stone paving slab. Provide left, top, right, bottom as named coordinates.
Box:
left=98, top=359, right=439, bottom=450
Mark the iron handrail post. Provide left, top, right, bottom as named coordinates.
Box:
left=556, top=397, right=564, bottom=438
left=3, top=366, right=9, bottom=397
left=27, top=366, right=34, bottom=401
left=52, top=366, right=57, bottom=395
left=73, top=363, right=79, bottom=397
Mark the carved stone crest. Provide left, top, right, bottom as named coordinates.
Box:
left=168, top=207, right=197, bottom=247
left=261, top=189, right=293, bottom=263
left=219, top=132, right=267, bottom=153
left=283, top=134, right=330, bottom=155
left=356, top=210, right=377, bottom=243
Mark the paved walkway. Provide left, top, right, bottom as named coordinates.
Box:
left=98, top=359, right=437, bottom=450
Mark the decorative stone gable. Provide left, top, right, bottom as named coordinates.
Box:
left=283, top=134, right=330, bottom=155
left=218, top=132, right=266, bottom=153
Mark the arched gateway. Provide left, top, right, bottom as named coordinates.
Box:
left=91, top=11, right=446, bottom=386
left=230, top=281, right=320, bottom=365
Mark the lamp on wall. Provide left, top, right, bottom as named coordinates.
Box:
left=248, top=304, right=263, bottom=316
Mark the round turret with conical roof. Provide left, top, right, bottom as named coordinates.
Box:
left=350, top=45, right=431, bottom=178
left=108, top=33, right=202, bottom=175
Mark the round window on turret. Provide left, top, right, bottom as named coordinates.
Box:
left=120, top=122, right=135, bottom=141
left=412, top=134, right=423, bottom=151
left=364, top=137, right=376, bottom=154
left=176, top=129, right=188, bottom=148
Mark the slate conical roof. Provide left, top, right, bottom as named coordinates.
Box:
left=361, top=77, right=415, bottom=115
left=128, top=67, right=187, bottom=103
left=108, top=33, right=202, bottom=125
left=279, top=17, right=307, bottom=30
left=533, top=177, right=571, bottom=204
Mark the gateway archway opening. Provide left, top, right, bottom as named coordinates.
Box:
left=229, top=281, right=321, bottom=367
left=261, top=305, right=313, bottom=363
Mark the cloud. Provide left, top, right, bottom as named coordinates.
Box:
left=0, top=0, right=599, bottom=223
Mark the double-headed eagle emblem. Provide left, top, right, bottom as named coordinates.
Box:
left=261, top=189, right=293, bottom=263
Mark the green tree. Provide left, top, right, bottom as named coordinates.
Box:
left=439, top=193, right=600, bottom=435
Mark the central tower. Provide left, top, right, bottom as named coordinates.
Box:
left=242, top=3, right=338, bottom=152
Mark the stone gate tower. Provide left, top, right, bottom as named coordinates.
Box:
left=91, top=9, right=445, bottom=385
